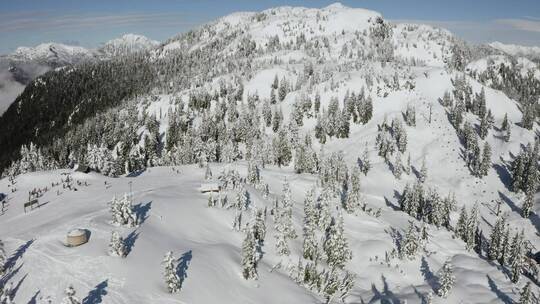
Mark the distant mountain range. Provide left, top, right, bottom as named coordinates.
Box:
left=0, top=34, right=159, bottom=114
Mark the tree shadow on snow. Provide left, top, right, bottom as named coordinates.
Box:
left=124, top=230, right=140, bottom=256
left=368, top=275, right=400, bottom=304
left=411, top=166, right=421, bottom=180
left=487, top=275, right=514, bottom=304
left=384, top=196, right=400, bottom=211
left=498, top=191, right=540, bottom=235
left=82, top=280, right=108, bottom=304
left=420, top=257, right=438, bottom=292
left=493, top=163, right=512, bottom=191
left=176, top=250, right=192, bottom=288
left=0, top=263, right=23, bottom=288
left=133, top=201, right=152, bottom=225
left=4, top=239, right=34, bottom=271
left=127, top=168, right=146, bottom=178
left=27, top=289, right=40, bottom=304
left=11, top=273, right=28, bottom=299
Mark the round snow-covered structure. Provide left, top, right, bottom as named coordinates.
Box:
left=67, top=228, right=88, bottom=247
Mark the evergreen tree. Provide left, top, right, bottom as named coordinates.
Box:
left=253, top=209, right=266, bottom=243
left=280, top=180, right=297, bottom=239
left=437, top=260, right=455, bottom=298
left=519, top=282, right=533, bottom=304
left=263, top=100, right=272, bottom=127
left=419, top=158, right=428, bottom=183
left=344, top=167, right=363, bottom=213
left=109, top=231, right=127, bottom=257
left=522, top=188, right=535, bottom=218
left=314, top=92, right=321, bottom=115
left=110, top=194, right=138, bottom=227
left=323, top=213, right=352, bottom=269
left=479, top=142, right=491, bottom=177
left=501, top=113, right=509, bottom=131
left=278, top=77, right=288, bottom=102
left=488, top=215, right=507, bottom=257
left=273, top=128, right=292, bottom=167
left=270, top=88, right=277, bottom=104
left=359, top=143, right=371, bottom=175
left=303, top=188, right=318, bottom=260
left=393, top=152, right=403, bottom=179
left=272, top=74, right=279, bottom=90
left=509, top=230, right=526, bottom=283
left=401, top=221, right=420, bottom=260
left=503, top=125, right=511, bottom=142
left=163, top=251, right=181, bottom=293
left=241, top=228, right=258, bottom=280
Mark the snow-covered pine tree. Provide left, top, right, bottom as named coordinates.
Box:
left=437, top=260, right=455, bottom=298
left=401, top=221, right=420, bottom=260
left=344, top=167, right=363, bottom=213
left=393, top=152, right=403, bottom=179
left=479, top=113, right=489, bottom=139
left=280, top=180, right=297, bottom=239
left=235, top=185, right=249, bottom=210
left=501, top=113, right=509, bottom=131
left=253, top=209, right=266, bottom=243
left=509, top=230, right=526, bottom=283
left=499, top=226, right=511, bottom=266
left=0, top=239, right=5, bottom=276
left=302, top=188, right=318, bottom=260
left=519, top=282, right=533, bottom=304
left=479, top=141, right=491, bottom=177
left=503, top=125, right=511, bottom=142
left=274, top=221, right=290, bottom=256
left=247, top=160, right=260, bottom=185
left=61, top=285, right=81, bottom=304
left=405, top=153, right=411, bottom=175
left=119, top=193, right=138, bottom=227
left=109, top=231, right=127, bottom=257
left=419, top=157, right=427, bottom=183
left=359, top=143, right=371, bottom=175
left=163, top=251, right=181, bottom=293
left=323, top=213, right=352, bottom=269
left=273, top=128, right=292, bottom=167
left=404, top=104, right=416, bottom=126
left=241, top=227, right=258, bottom=280
left=522, top=188, right=535, bottom=218
left=263, top=100, right=272, bottom=127
left=455, top=206, right=468, bottom=241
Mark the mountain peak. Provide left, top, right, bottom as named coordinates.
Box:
left=324, top=2, right=348, bottom=10
left=99, top=33, right=159, bottom=57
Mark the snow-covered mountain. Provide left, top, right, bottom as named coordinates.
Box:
left=98, top=34, right=160, bottom=57
left=0, top=3, right=539, bottom=304
left=0, top=34, right=159, bottom=115
left=490, top=41, right=540, bottom=60
left=10, top=43, right=95, bottom=66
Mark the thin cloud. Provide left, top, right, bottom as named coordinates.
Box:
left=0, top=11, right=203, bottom=33
left=496, top=18, right=540, bottom=33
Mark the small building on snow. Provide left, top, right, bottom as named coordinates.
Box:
left=199, top=183, right=220, bottom=193
left=67, top=228, right=89, bottom=247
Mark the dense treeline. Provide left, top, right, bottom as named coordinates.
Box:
left=0, top=54, right=156, bottom=172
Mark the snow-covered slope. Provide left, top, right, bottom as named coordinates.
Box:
left=0, top=161, right=536, bottom=304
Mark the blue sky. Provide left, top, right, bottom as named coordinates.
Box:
left=1, top=0, right=539, bottom=54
